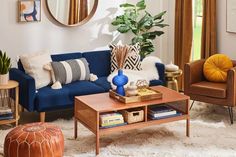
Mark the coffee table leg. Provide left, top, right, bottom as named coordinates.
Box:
left=186, top=118, right=190, bottom=137
left=74, top=118, right=77, bottom=139
left=96, top=133, right=100, bottom=155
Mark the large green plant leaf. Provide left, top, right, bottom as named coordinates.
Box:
left=154, top=11, right=167, bottom=20
left=136, top=0, right=146, bottom=11
left=117, top=25, right=130, bottom=33
left=120, top=3, right=135, bottom=8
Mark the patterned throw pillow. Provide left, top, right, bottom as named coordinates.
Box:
left=109, top=44, right=141, bottom=72
left=51, top=58, right=90, bottom=84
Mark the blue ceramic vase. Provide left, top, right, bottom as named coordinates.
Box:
left=112, top=69, right=128, bottom=96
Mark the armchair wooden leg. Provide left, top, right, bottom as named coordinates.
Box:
left=190, top=101, right=195, bottom=110
left=228, top=107, right=234, bottom=125
left=40, top=112, right=46, bottom=122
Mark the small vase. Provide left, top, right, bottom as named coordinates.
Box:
left=165, top=61, right=179, bottom=72
left=0, top=73, right=9, bottom=85
left=112, top=69, right=128, bottom=96
left=126, top=82, right=138, bottom=97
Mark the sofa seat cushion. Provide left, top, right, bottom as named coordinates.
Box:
left=35, top=81, right=106, bottom=112
left=93, top=77, right=111, bottom=92
left=189, top=81, right=226, bottom=98
left=149, top=80, right=164, bottom=86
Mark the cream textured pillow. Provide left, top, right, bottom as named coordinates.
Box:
left=20, top=52, right=52, bottom=89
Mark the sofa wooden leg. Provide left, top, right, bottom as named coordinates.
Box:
left=228, top=107, right=234, bottom=125
left=40, top=112, right=46, bottom=122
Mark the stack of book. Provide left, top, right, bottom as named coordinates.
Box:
left=148, top=105, right=181, bottom=120
left=100, top=112, right=126, bottom=128
left=0, top=107, right=13, bottom=120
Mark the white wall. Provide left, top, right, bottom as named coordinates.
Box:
left=0, top=0, right=175, bottom=67
left=126, top=0, right=175, bottom=64
left=0, top=0, right=126, bottom=66
left=217, top=0, right=236, bottom=59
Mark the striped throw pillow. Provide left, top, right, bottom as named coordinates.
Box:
left=51, top=58, right=90, bottom=84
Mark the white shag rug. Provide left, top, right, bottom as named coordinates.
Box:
left=1, top=102, right=236, bottom=157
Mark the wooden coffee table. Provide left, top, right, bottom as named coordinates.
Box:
left=74, top=86, right=190, bottom=155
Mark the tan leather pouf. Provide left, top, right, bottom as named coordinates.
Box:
left=4, top=122, right=64, bottom=157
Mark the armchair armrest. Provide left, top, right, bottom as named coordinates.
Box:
left=9, top=68, right=36, bottom=111
left=155, top=63, right=166, bottom=85
left=227, top=67, right=236, bottom=106
left=184, top=59, right=206, bottom=93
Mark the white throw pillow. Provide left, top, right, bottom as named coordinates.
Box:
left=20, top=52, right=52, bottom=89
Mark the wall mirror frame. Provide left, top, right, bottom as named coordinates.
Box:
left=46, top=0, right=98, bottom=27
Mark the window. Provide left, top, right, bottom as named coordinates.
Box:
left=192, top=0, right=203, bottom=61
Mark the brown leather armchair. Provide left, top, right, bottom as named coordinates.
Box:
left=184, top=59, right=236, bottom=124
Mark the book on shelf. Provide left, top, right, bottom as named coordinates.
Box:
left=100, top=112, right=123, bottom=120
left=148, top=112, right=182, bottom=120
left=0, top=114, right=13, bottom=120
left=0, top=107, right=12, bottom=115
left=100, top=122, right=127, bottom=129
left=100, top=119, right=124, bottom=127
left=148, top=105, right=177, bottom=118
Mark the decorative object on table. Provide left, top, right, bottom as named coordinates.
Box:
left=99, top=112, right=125, bottom=128
left=136, top=80, right=149, bottom=88
left=111, top=0, right=168, bottom=58
left=165, top=70, right=182, bottom=92
left=4, top=122, right=64, bottom=157
left=126, top=81, right=138, bottom=97
left=121, top=108, right=144, bottom=124
left=18, top=0, right=41, bottom=22
left=0, top=50, right=11, bottom=85
left=112, top=69, right=128, bottom=96
left=165, top=61, right=179, bottom=72
left=109, top=87, right=162, bottom=104
left=108, top=56, right=162, bottom=89
left=148, top=105, right=181, bottom=120
left=203, top=54, right=233, bottom=82
left=109, top=43, right=141, bottom=73
left=0, top=80, right=19, bottom=126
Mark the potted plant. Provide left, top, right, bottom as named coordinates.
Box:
left=111, top=0, right=168, bottom=58
left=0, top=50, right=11, bottom=85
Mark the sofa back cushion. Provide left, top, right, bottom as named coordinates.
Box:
left=82, top=50, right=111, bottom=77
left=51, top=52, right=82, bottom=61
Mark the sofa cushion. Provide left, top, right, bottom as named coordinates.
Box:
left=149, top=80, right=164, bottom=86
left=35, top=81, right=106, bottom=112
left=51, top=52, right=82, bottom=61
left=189, top=81, right=226, bottom=98
left=82, top=50, right=111, bottom=77
left=93, top=77, right=111, bottom=92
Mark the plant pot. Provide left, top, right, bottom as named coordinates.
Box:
left=0, top=73, right=9, bottom=85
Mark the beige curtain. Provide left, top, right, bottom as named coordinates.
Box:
left=201, top=0, right=217, bottom=59
left=79, top=0, right=88, bottom=22
left=68, top=0, right=79, bottom=25
left=174, top=0, right=193, bottom=91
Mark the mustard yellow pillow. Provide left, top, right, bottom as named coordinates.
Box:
left=203, top=54, right=233, bottom=82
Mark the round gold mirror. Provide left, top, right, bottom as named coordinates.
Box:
left=46, top=0, right=98, bottom=26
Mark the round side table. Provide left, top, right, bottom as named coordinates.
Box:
left=165, top=70, right=182, bottom=92
left=0, top=80, right=19, bottom=126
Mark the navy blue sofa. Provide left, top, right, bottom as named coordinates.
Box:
left=10, top=50, right=165, bottom=121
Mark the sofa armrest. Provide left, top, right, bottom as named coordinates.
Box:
left=155, top=63, right=166, bottom=85
left=227, top=67, right=236, bottom=106
left=9, top=68, right=36, bottom=111
left=184, top=59, right=206, bottom=93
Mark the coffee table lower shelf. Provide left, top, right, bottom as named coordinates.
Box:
left=99, top=114, right=189, bottom=135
